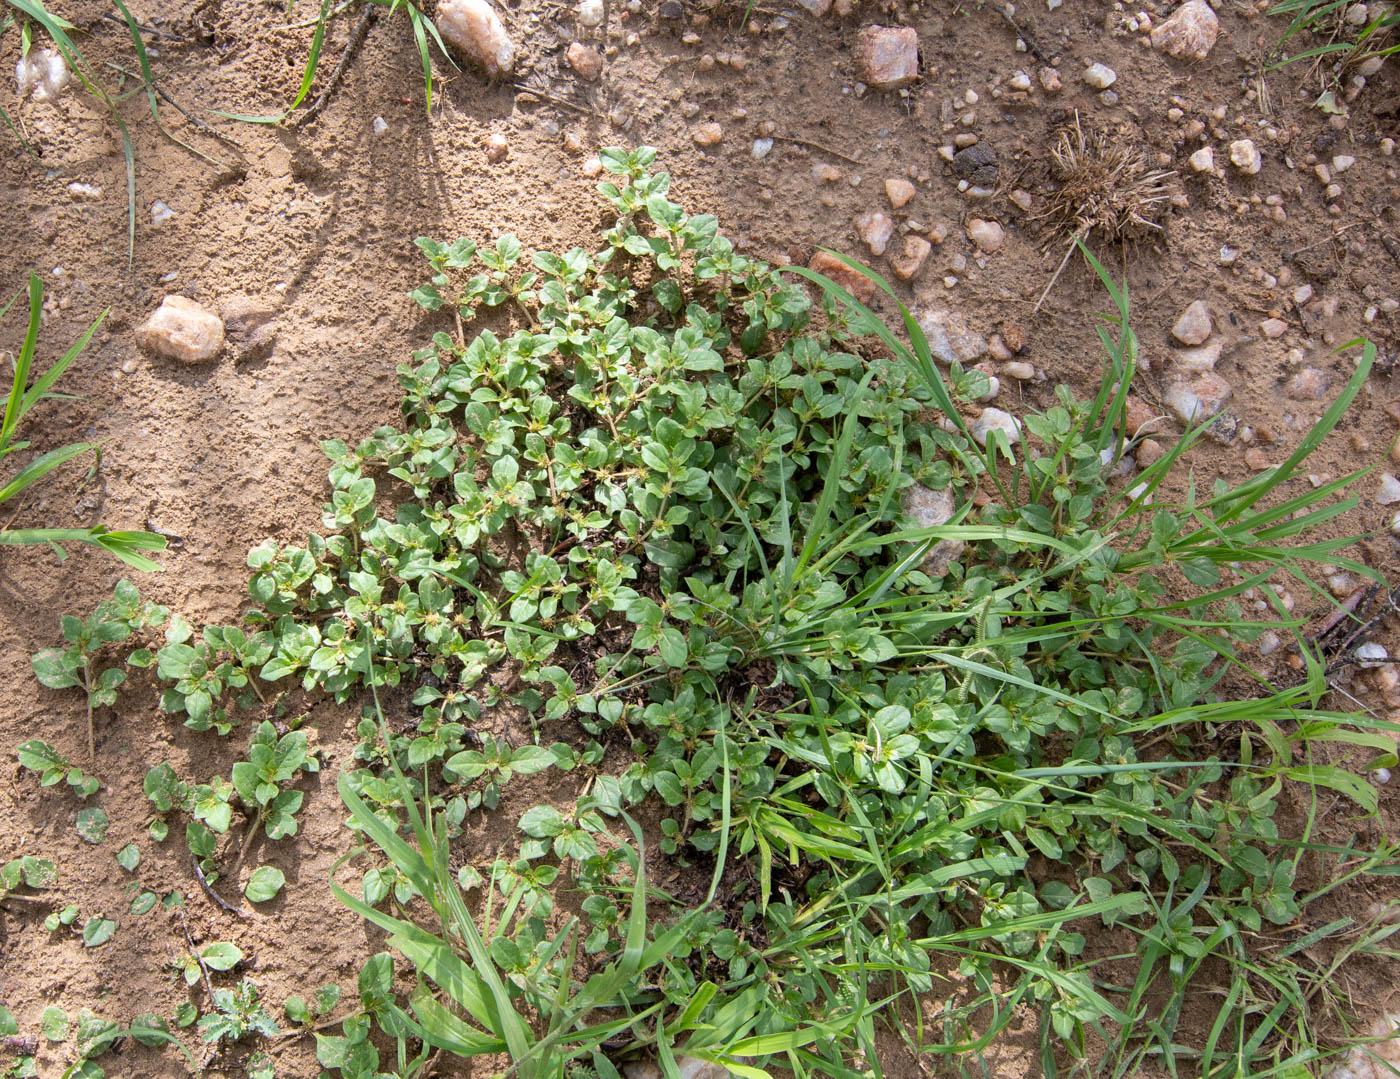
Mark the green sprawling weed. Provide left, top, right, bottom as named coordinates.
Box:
left=24, top=148, right=1399, bottom=1079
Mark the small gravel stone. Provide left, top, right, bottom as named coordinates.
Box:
left=903, top=484, right=964, bottom=576
left=856, top=211, right=895, bottom=256
left=795, top=0, right=832, bottom=12
left=1150, top=0, right=1220, bottom=60
left=751, top=138, right=773, bottom=160
left=1121, top=395, right=1157, bottom=438
left=965, top=218, right=1005, bottom=252
left=1038, top=66, right=1061, bottom=93
left=371, top=116, right=388, bottom=135
left=971, top=407, right=1022, bottom=446
left=812, top=163, right=843, bottom=183
left=1008, top=70, right=1032, bottom=91
left=576, top=0, right=604, bottom=26
left=484, top=132, right=509, bottom=162
left=855, top=25, right=919, bottom=91
left=1229, top=139, right=1262, bottom=174
left=1377, top=473, right=1400, bottom=504
left=567, top=42, right=603, bottom=79
left=1245, top=447, right=1272, bottom=471
left=437, top=0, right=516, bottom=77
left=1287, top=367, right=1331, bottom=400
left=889, top=235, right=931, bottom=280
left=916, top=307, right=989, bottom=364
left=885, top=177, right=915, bottom=208
left=951, top=142, right=998, bottom=186
left=1173, top=340, right=1223, bottom=372
left=1163, top=371, right=1233, bottom=423
left=136, top=296, right=225, bottom=364
left=1083, top=63, right=1117, bottom=90
left=1171, top=299, right=1213, bottom=345
left=691, top=122, right=723, bottom=147
left=1257, top=630, right=1281, bottom=656
left=1009, top=189, right=1033, bottom=211
left=807, top=251, right=876, bottom=304
left=150, top=200, right=174, bottom=226
left=1136, top=438, right=1165, bottom=467
left=1260, top=317, right=1288, bottom=338
left=1002, top=360, right=1035, bottom=380
left=1189, top=146, right=1215, bottom=172
left=1357, top=642, right=1390, bottom=669
left=1332, top=153, right=1356, bottom=173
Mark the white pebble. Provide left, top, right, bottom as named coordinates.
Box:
left=1083, top=63, right=1117, bottom=90
left=1378, top=473, right=1400, bottom=504
left=1357, top=642, right=1390, bottom=669
left=372, top=116, right=388, bottom=135
left=751, top=137, right=773, bottom=160
left=1189, top=146, right=1215, bottom=172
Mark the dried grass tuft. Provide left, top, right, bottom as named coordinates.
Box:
left=1036, top=116, right=1176, bottom=242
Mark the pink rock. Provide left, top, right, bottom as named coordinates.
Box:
left=855, top=25, right=919, bottom=91
left=567, top=42, right=603, bottom=80
left=1163, top=372, right=1232, bottom=424
left=965, top=218, right=1004, bottom=252
left=1287, top=367, right=1332, bottom=400
left=136, top=296, right=225, bottom=363
left=890, top=235, right=931, bottom=280
left=794, top=0, right=831, bottom=12
left=1150, top=1, right=1220, bottom=61
left=1171, top=299, right=1213, bottom=345
left=692, top=122, right=723, bottom=147
left=856, top=212, right=895, bottom=256
left=885, top=177, right=916, bottom=208
left=808, top=251, right=876, bottom=304
left=437, top=0, right=516, bottom=77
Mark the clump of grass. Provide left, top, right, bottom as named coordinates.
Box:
left=1268, top=0, right=1398, bottom=77
left=28, top=148, right=1398, bottom=1079
left=0, top=272, right=165, bottom=571
left=1032, top=115, right=1175, bottom=310
left=1039, top=116, right=1175, bottom=242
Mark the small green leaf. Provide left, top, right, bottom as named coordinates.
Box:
left=200, top=942, right=243, bottom=971
left=82, top=916, right=116, bottom=947
left=41, top=1005, right=69, bottom=1042
left=245, top=866, right=285, bottom=903
left=115, top=844, right=140, bottom=872
left=130, top=891, right=157, bottom=915
left=75, top=807, right=109, bottom=844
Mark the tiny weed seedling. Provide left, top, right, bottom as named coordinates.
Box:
left=29, top=148, right=1400, bottom=1077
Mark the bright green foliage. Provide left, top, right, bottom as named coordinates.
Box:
left=172, top=941, right=243, bottom=987
left=1269, top=0, right=1397, bottom=75
left=0, top=273, right=166, bottom=566
left=231, top=722, right=314, bottom=839
left=0, top=855, right=56, bottom=901
left=15, top=741, right=98, bottom=798
left=244, top=866, right=285, bottom=902
left=73, top=808, right=107, bottom=845
left=27, top=148, right=1396, bottom=1077
left=197, top=980, right=279, bottom=1046
left=284, top=984, right=340, bottom=1025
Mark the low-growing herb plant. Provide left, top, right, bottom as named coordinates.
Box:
left=15, top=741, right=99, bottom=798
left=196, top=979, right=279, bottom=1047
left=28, top=148, right=1399, bottom=1078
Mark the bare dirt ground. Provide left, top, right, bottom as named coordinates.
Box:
left=1, top=0, right=1398, bottom=1075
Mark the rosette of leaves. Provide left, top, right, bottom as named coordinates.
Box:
left=231, top=721, right=316, bottom=840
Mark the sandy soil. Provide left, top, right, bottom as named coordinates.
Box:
left=1, top=0, right=1399, bottom=1075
